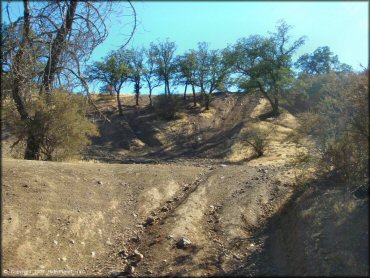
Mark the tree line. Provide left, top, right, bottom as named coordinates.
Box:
left=86, top=20, right=352, bottom=116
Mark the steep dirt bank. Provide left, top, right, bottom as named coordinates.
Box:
left=82, top=93, right=261, bottom=163
left=229, top=178, right=368, bottom=276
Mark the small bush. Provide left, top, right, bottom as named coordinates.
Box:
left=153, top=95, right=182, bottom=120
left=321, top=134, right=367, bottom=183
left=241, top=126, right=269, bottom=157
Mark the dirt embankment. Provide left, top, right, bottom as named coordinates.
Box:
left=229, top=179, right=369, bottom=276
left=82, top=93, right=261, bottom=163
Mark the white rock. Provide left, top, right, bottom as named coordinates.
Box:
left=176, top=237, right=192, bottom=249
left=134, top=249, right=144, bottom=262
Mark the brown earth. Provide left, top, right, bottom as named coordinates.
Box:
left=2, top=93, right=368, bottom=276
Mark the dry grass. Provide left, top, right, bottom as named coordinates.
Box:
left=227, top=98, right=307, bottom=166
left=200, top=107, right=217, bottom=119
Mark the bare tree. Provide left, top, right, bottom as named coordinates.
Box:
left=2, top=0, right=136, bottom=159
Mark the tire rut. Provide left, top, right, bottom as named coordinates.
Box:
left=106, top=166, right=216, bottom=277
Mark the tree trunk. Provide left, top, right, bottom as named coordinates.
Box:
left=116, top=91, right=123, bottom=116
left=164, top=81, right=168, bottom=96
left=256, top=81, right=280, bottom=117
left=200, top=86, right=205, bottom=100
left=24, top=133, right=42, bottom=160
left=24, top=115, right=43, bottom=160
left=205, top=93, right=210, bottom=110
left=40, top=0, right=78, bottom=95
left=183, top=82, right=188, bottom=100
left=272, top=97, right=279, bottom=116
left=135, top=83, right=139, bottom=106
left=135, top=77, right=140, bottom=106
left=15, top=1, right=43, bottom=160
left=192, top=84, right=196, bottom=107
left=166, top=79, right=171, bottom=96
left=149, top=89, right=152, bottom=106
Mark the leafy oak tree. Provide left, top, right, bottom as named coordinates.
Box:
left=175, top=50, right=199, bottom=106
left=231, top=21, right=305, bottom=116
left=142, top=45, right=161, bottom=106
left=295, top=46, right=352, bottom=75
left=86, top=50, right=131, bottom=116
left=195, top=48, right=231, bottom=110
left=126, top=48, right=144, bottom=106
left=151, top=39, right=177, bottom=96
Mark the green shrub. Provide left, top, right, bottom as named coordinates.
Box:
left=3, top=91, right=99, bottom=161
left=241, top=126, right=270, bottom=157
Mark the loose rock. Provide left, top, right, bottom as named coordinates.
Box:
left=144, top=216, right=154, bottom=226
left=125, top=265, right=135, bottom=274
left=176, top=237, right=192, bottom=249
left=118, top=249, right=128, bottom=258
left=134, top=249, right=144, bottom=262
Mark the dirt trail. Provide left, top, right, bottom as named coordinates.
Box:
left=127, top=163, right=293, bottom=277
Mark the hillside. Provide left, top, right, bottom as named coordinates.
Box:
left=2, top=93, right=368, bottom=276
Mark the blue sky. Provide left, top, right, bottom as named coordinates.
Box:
left=2, top=1, right=369, bottom=94
left=98, top=1, right=368, bottom=66
left=91, top=1, right=368, bottom=93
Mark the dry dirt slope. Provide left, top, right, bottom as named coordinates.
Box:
left=2, top=94, right=368, bottom=276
